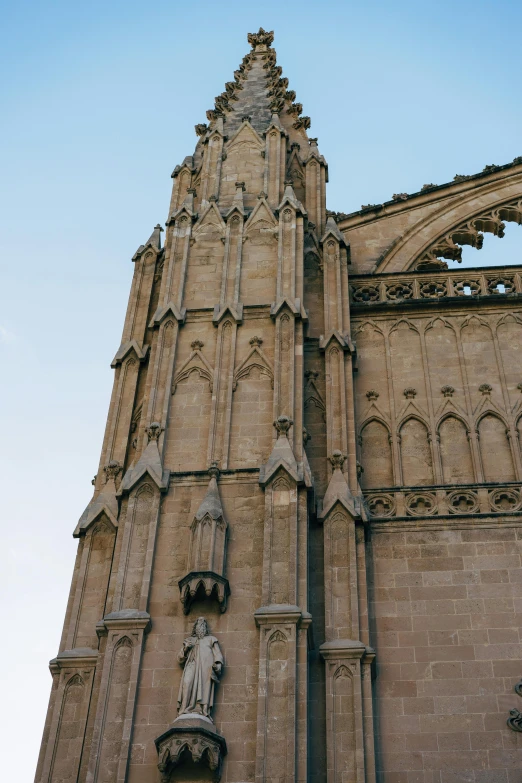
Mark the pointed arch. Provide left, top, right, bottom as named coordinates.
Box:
left=497, top=313, right=522, bottom=408
left=399, top=417, right=434, bottom=486
left=333, top=664, right=353, bottom=680
left=359, top=418, right=393, bottom=489
left=438, top=414, right=474, bottom=484
left=390, top=319, right=427, bottom=415
left=478, top=412, right=515, bottom=481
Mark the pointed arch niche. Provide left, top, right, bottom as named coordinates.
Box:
left=229, top=336, right=274, bottom=468
left=399, top=418, right=434, bottom=486
left=478, top=413, right=516, bottom=482
left=167, top=341, right=213, bottom=473
left=359, top=420, right=393, bottom=489
left=438, top=416, right=474, bottom=484
left=240, top=201, right=278, bottom=304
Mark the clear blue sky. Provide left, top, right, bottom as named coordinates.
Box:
left=1, top=0, right=521, bottom=776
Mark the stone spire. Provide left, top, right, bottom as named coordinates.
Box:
left=197, top=28, right=312, bottom=141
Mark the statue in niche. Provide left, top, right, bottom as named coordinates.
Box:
left=177, top=617, right=224, bottom=721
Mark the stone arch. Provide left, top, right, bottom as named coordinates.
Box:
left=359, top=418, right=393, bottom=489
left=438, top=414, right=474, bottom=484
left=478, top=412, right=515, bottom=482
left=375, top=179, right=522, bottom=273
left=399, top=417, right=434, bottom=486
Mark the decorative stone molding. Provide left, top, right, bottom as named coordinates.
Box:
left=447, top=490, right=479, bottom=514
left=366, top=494, right=395, bottom=518
left=414, top=197, right=522, bottom=268
left=489, top=488, right=522, bottom=512
left=146, top=422, right=163, bottom=442
left=405, top=492, right=437, bottom=516
left=364, top=484, right=522, bottom=518
left=350, top=267, right=522, bottom=307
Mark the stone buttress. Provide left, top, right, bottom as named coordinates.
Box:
left=35, top=28, right=377, bottom=783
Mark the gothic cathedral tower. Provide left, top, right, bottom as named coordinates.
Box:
left=35, top=26, right=522, bottom=783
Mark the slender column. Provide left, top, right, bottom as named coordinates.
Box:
left=319, top=219, right=377, bottom=782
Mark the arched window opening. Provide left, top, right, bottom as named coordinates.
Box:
left=446, top=221, right=522, bottom=270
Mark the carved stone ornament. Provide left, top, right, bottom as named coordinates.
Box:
left=366, top=494, right=395, bottom=518
left=155, top=618, right=227, bottom=781
left=247, top=27, right=274, bottom=49
left=366, top=389, right=379, bottom=401
left=405, top=493, right=437, bottom=517
left=507, top=708, right=522, bottom=732
left=146, top=422, right=163, bottom=442
left=404, top=387, right=417, bottom=399
left=178, top=464, right=230, bottom=613
left=274, top=415, right=293, bottom=437
left=329, top=450, right=346, bottom=470
left=514, top=679, right=522, bottom=696
left=103, top=460, right=122, bottom=482
left=448, top=490, right=479, bottom=515
left=441, top=385, right=455, bottom=397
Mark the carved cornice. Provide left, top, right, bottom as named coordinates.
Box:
left=254, top=603, right=303, bottom=626
left=49, top=648, right=98, bottom=674
left=319, top=639, right=366, bottom=661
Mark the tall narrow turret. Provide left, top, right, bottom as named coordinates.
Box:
left=35, top=29, right=375, bottom=783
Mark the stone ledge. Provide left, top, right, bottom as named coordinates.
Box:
left=319, top=639, right=366, bottom=660
left=254, top=603, right=303, bottom=625
left=97, top=610, right=151, bottom=635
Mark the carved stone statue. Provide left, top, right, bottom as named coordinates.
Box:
left=177, top=617, right=224, bottom=720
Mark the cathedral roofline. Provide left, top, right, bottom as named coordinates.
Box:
left=334, top=156, right=522, bottom=229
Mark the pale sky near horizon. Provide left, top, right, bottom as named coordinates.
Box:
left=1, top=0, right=521, bottom=777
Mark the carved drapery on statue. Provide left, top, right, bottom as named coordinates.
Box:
left=155, top=618, right=227, bottom=782
left=177, top=617, right=224, bottom=719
